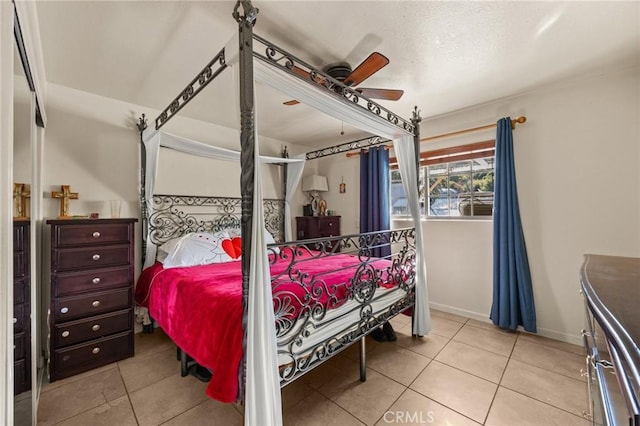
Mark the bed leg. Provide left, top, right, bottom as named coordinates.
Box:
left=143, top=318, right=154, bottom=334
left=180, top=348, right=189, bottom=377
left=359, top=337, right=367, bottom=382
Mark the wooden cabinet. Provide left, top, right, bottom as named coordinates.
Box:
left=13, top=220, right=31, bottom=394
left=46, top=218, right=137, bottom=382
left=296, top=216, right=341, bottom=251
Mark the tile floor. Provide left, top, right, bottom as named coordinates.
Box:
left=36, top=310, right=591, bottom=425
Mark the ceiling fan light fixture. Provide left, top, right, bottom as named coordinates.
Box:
left=324, top=62, right=352, bottom=82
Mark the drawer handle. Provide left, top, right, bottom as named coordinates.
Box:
left=61, top=330, right=70, bottom=338
left=92, top=277, right=101, bottom=284
left=91, top=324, right=101, bottom=332
left=92, top=347, right=100, bottom=355
left=13, top=317, right=17, bottom=324
left=60, top=307, right=69, bottom=314
left=92, top=231, right=101, bottom=238
left=92, top=254, right=101, bottom=261
left=91, top=300, right=101, bottom=308
left=328, top=223, right=333, bottom=227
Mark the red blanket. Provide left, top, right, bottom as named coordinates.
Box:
left=135, top=249, right=393, bottom=402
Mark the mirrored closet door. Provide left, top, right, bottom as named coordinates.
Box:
left=13, top=39, right=34, bottom=426
left=12, top=4, right=46, bottom=424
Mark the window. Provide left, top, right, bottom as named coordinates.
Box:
left=390, top=140, right=495, bottom=218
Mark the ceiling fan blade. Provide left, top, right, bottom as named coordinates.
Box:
left=344, top=52, right=389, bottom=86
left=283, top=100, right=300, bottom=106
left=290, top=65, right=326, bottom=84
left=356, top=88, right=404, bottom=101
left=290, top=65, right=311, bottom=80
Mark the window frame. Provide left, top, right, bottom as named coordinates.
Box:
left=390, top=140, right=496, bottom=220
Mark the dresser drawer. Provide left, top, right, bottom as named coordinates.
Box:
left=14, top=252, right=26, bottom=278
left=13, top=304, right=25, bottom=332
left=14, top=278, right=28, bottom=304
left=53, top=223, right=131, bottom=247
left=54, top=288, right=131, bottom=322
left=51, top=331, right=133, bottom=381
left=53, top=266, right=132, bottom=297
left=14, top=332, right=26, bottom=360
left=14, top=358, right=29, bottom=394
left=318, top=217, right=340, bottom=237
left=13, top=223, right=27, bottom=251
left=54, top=309, right=132, bottom=347
left=53, top=245, right=131, bottom=271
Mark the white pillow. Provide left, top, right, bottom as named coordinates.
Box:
left=157, top=232, right=219, bottom=263
left=161, top=231, right=241, bottom=268
left=264, top=229, right=280, bottom=254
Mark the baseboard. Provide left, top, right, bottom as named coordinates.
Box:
left=429, top=301, right=583, bottom=346
left=429, top=301, right=490, bottom=323
left=529, top=327, right=583, bottom=347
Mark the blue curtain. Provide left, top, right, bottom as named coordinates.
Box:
left=490, top=117, right=537, bottom=332
left=360, top=146, right=391, bottom=258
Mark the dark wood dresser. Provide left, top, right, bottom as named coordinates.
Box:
left=296, top=216, right=341, bottom=251
left=46, top=218, right=137, bottom=382
left=13, top=219, right=31, bottom=394
left=580, top=254, right=639, bottom=425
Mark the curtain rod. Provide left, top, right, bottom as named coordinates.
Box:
left=345, top=116, right=527, bottom=158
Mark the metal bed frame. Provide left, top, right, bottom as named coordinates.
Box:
left=136, top=0, right=422, bottom=404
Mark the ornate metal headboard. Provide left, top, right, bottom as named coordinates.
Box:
left=147, top=194, right=285, bottom=247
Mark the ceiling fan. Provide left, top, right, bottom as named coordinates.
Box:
left=283, top=52, right=404, bottom=106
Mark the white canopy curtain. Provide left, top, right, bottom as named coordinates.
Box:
left=393, top=137, right=431, bottom=336
left=224, top=33, right=431, bottom=425
left=285, top=154, right=306, bottom=241
left=140, top=129, right=306, bottom=269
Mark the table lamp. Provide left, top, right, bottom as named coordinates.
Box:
left=302, top=175, right=328, bottom=216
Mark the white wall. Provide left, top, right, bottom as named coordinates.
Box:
left=317, top=65, right=640, bottom=345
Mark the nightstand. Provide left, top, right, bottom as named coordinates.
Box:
left=296, top=216, right=341, bottom=252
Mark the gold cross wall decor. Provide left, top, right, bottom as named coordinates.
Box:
left=51, top=185, right=79, bottom=218
left=13, top=183, right=31, bottom=218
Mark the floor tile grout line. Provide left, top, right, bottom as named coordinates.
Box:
left=496, top=333, right=590, bottom=421
left=120, top=366, right=182, bottom=396
left=403, top=318, right=516, bottom=425
left=400, top=329, right=500, bottom=425
left=505, top=355, right=587, bottom=383
left=118, top=362, right=142, bottom=426
left=40, top=364, right=120, bottom=395
left=41, top=369, right=121, bottom=425
left=498, top=383, right=592, bottom=421
left=305, top=381, right=373, bottom=426
left=482, top=330, right=521, bottom=424
left=370, top=387, right=412, bottom=426
left=509, top=341, right=587, bottom=381
left=517, top=333, right=584, bottom=356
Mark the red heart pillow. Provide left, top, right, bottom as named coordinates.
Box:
left=222, top=237, right=242, bottom=259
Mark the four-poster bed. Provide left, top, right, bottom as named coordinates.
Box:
left=135, top=1, right=430, bottom=424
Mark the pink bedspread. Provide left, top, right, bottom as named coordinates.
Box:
left=135, top=249, right=394, bottom=403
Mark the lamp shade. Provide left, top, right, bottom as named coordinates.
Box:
left=302, top=175, right=328, bottom=192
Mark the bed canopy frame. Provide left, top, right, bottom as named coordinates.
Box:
left=136, top=1, right=428, bottom=424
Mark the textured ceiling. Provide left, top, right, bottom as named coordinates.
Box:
left=35, top=1, right=640, bottom=147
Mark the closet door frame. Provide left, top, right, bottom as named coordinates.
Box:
left=1, top=1, right=47, bottom=424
